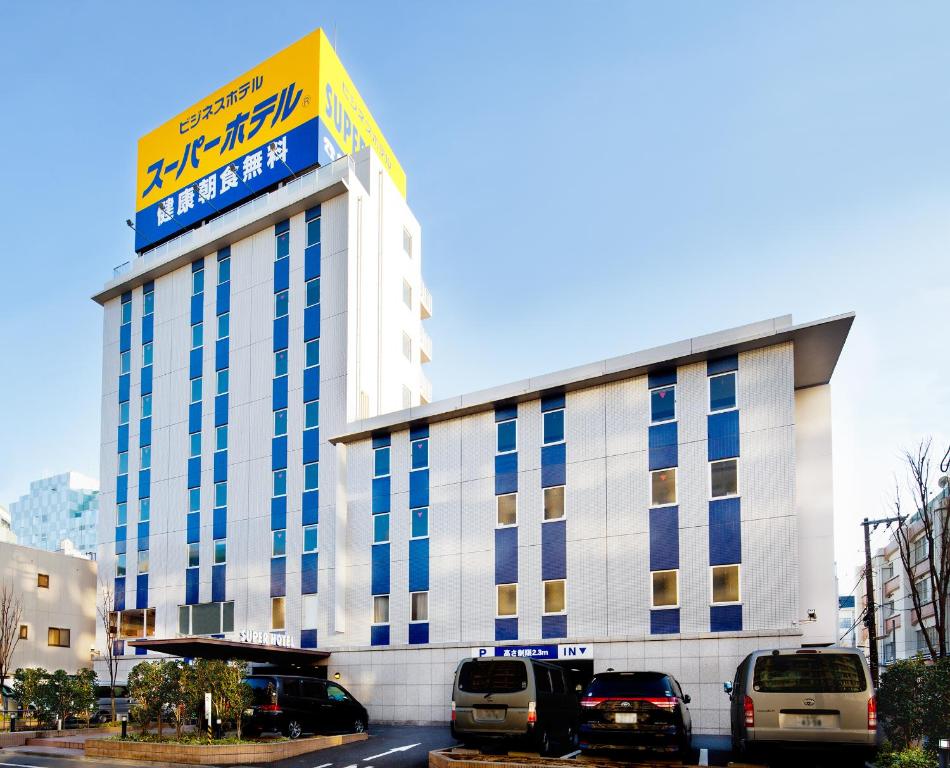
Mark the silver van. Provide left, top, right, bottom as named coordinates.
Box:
left=724, top=647, right=876, bottom=760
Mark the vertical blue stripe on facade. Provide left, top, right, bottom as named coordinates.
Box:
left=214, top=394, right=228, bottom=427
left=216, top=283, right=230, bottom=314
left=270, top=557, right=287, bottom=597
left=215, top=339, right=229, bottom=370
left=139, top=417, right=152, bottom=447
left=273, top=256, right=290, bottom=292
left=304, top=307, right=320, bottom=340
left=649, top=507, right=680, bottom=571
left=372, top=477, right=391, bottom=513
left=408, top=623, right=429, bottom=644
left=271, top=437, right=287, bottom=470
left=408, top=538, right=430, bottom=592
left=711, top=604, right=743, bottom=631
left=273, top=316, right=288, bottom=351
left=409, top=469, right=429, bottom=508
left=185, top=568, right=199, bottom=605
left=371, top=544, right=391, bottom=595
left=301, top=629, right=318, bottom=648
left=540, top=443, right=566, bottom=487
left=494, top=527, right=518, bottom=584
left=114, top=578, right=126, bottom=611
left=117, top=424, right=129, bottom=453
left=495, top=618, right=518, bottom=641
left=214, top=450, right=228, bottom=482
left=187, top=457, right=201, bottom=489
left=648, top=422, right=678, bottom=470
left=140, top=365, right=153, bottom=395
left=137, top=470, right=150, bottom=499
left=707, top=354, right=739, bottom=375
left=302, top=491, right=318, bottom=525
left=141, top=314, right=153, bottom=343
left=212, top=564, right=226, bottom=602
left=271, top=497, right=287, bottom=530
left=303, top=429, right=319, bottom=463
left=189, top=349, right=202, bottom=379
left=186, top=513, right=200, bottom=543
left=119, top=323, right=131, bottom=352
left=135, top=575, right=148, bottom=609
left=273, top=376, right=288, bottom=410
left=651, top=608, right=680, bottom=634
left=118, top=374, right=130, bottom=402
left=542, top=614, right=567, bottom=639
left=213, top=507, right=227, bottom=540
left=303, top=367, right=320, bottom=401
left=188, top=403, right=201, bottom=433
left=371, top=625, right=390, bottom=646
left=541, top=520, right=567, bottom=580
left=190, top=293, right=203, bottom=322
left=709, top=498, right=742, bottom=565
left=708, top=410, right=740, bottom=460
left=495, top=453, right=518, bottom=495
left=116, top=475, right=128, bottom=503
left=301, top=553, right=318, bottom=594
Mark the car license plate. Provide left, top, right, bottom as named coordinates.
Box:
left=798, top=715, right=825, bottom=728
left=614, top=712, right=637, bottom=724
left=473, top=707, right=506, bottom=722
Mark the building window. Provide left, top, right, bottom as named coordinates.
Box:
left=544, top=486, right=565, bottom=520
left=374, top=447, right=391, bottom=477
left=275, top=230, right=289, bottom=260
left=650, top=384, right=675, bottom=423
left=543, top=579, right=566, bottom=614
left=651, top=569, right=678, bottom=608
left=710, top=459, right=738, bottom=498
left=139, top=498, right=150, bottom=521
left=403, top=279, right=412, bottom=308
left=216, top=425, right=228, bottom=451
left=218, top=256, right=230, bottom=284
left=711, top=564, right=740, bottom=604
left=402, top=332, right=412, bottom=361
left=410, top=591, right=428, bottom=622
left=709, top=371, right=737, bottom=412
left=911, top=536, right=929, bottom=565
left=411, top=439, right=428, bottom=470
left=116, top=502, right=127, bottom=526
left=143, top=342, right=154, bottom=367
left=915, top=575, right=932, bottom=604
left=192, top=269, right=204, bottom=295
left=306, top=212, right=320, bottom=246
left=497, top=419, right=516, bottom=454
left=119, top=401, right=130, bottom=425
left=121, top=300, right=132, bottom=325
left=274, top=350, right=288, bottom=377
left=116, top=553, right=126, bottom=577
left=303, top=593, right=318, bottom=628
left=37, top=573, right=49, bottom=589
left=304, top=525, right=318, bottom=552
left=216, top=369, right=229, bottom=396
left=373, top=595, right=390, bottom=624
left=143, top=290, right=155, bottom=316
left=273, top=470, right=287, bottom=497
left=140, top=445, right=151, bottom=470
left=137, top=549, right=149, bottom=574
left=497, top=494, right=517, bottom=526
left=275, top=290, right=289, bottom=319
left=306, top=277, right=320, bottom=307
left=305, top=401, right=319, bottom=429
left=214, top=540, right=227, bottom=565
left=189, top=432, right=201, bottom=458
left=403, top=228, right=412, bottom=258
left=217, top=312, right=229, bottom=340
left=141, top=394, right=152, bottom=418
left=274, top=409, right=288, bottom=437
left=651, top=469, right=677, bottom=507
left=48, top=627, right=71, bottom=647
left=497, top=584, right=517, bottom=617
left=120, top=351, right=131, bottom=375
left=374, top=514, right=390, bottom=543
left=118, top=451, right=129, bottom=475
left=192, top=322, right=205, bottom=350
left=306, top=339, right=320, bottom=368
left=18, top=625, right=28, bottom=640
left=411, top=507, right=429, bottom=538
left=191, top=377, right=202, bottom=403
left=214, top=482, right=227, bottom=508
left=272, top=530, right=286, bottom=557
left=272, top=597, right=286, bottom=630
left=189, top=488, right=200, bottom=512
left=304, top=462, right=319, bottom=491
left=543, top=409, right=565, bottom=445
left=187, top=543, right=199, bottom=568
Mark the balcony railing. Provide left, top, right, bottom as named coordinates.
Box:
left=420, top=280, right=432, bottom=319
left=420, top=372, right=432, bottom=404
left=420, top=326, right=432, bottom=363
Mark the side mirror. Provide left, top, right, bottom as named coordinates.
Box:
left=723, top=681, right=734, bottom=697
left=683, top=694, right=691, bottom=704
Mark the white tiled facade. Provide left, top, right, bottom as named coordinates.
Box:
left=10, top=472, right=99, bottom=557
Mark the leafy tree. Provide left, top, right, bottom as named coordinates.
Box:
left=879, top=656, right=929, bottom=748
left=920, top=657, right=950, bottom=750
left=0, top=584, right=23, bottom=690
left=12, top=667, right=46, bottom=721
left=34, top=669, right=93, bottom=727
left=180, top=659, right=253, bottom=740
left=70, top=668, right=97, bottom=726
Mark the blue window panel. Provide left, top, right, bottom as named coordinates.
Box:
left=497, top=420, right=517, bottom=453
left=370, top=624, right=390, bottom=646
left=495, top=527, right=518, bottom=584
left=650, top=608, right=680, bottom=635
left=115, top=525, right=127, bottom=543
left=495, top=404, right=517, bottom=422
left=187, top=457, right=201, bottom=489
left=118, top=374, right=130, bottom=403
left=273, top=256, right=290, bottom=293
left=135, top=644, right=147, bottom=656
left=410, top=423, right=430, bottom=441
left=708, top=410, right=740, bottom=460
left=185, top=568, right=199, bottom=605
left=273, top=316, right=288, bottom=352
left=189, top=348, right=203, bottom=380
left=272, top=375, right=288, bottom=411
left=541, top=444, right=566, bottom=488
left=648, top=369, right=677, bottom=388
left=409, top=469, right=429, bottom=508
left=114, top=578, right=126, bottom=611
left=212, top=564, right=226, bottom=603
left=495, top=453, right=518, bottom=495
left=372, top=434, right=392, bottom=449
left=541, top=520, right=567, bottom=580
left=408, top=622, right=429, bottom=645
left=648, top=422, right=678, bottom=471
left=215, top=339, right=229, bottom=371
left=143, top=280, right=154, bottom=292
left=649, top=506, right=679, bottom=571
left=709, top=498, right=742, bottom=565
left=191, top=260, right=205, bottom=273
left=372, top=476, right=391, bottom=514
left=541, top=393, right=566, bottom=412
left=306, top=205, right=322, bottom=220
left=136, top=575, right=149, bottom=609
left=495, top=618, right=518, bottom=641
left=708, top=354, right=739, bottom=375
left=271, top=436, right=288, bottom=470
left=543, top=410, right=565, bottom=444
left=213, top=507, right=227, bottom=540
left=215, top=394, right=229, bottom=427
left=409, top=538, right=430, bottom=592
left=412, top=440, right=428, bottom=470
left=116, top=536, right=127, bottom=555
left=138, top=470, right=150, bottom=499
left=188, top=402, right=202, bottom=434
left=301, top=629, right=318, bottom=648
left=271, top=496, right=287, bottom=530
left=116, top=474, right=128, bottom=504
left=303, top=366, right=320, bottom=402
left=117, top=424, right=129, bottom=453
left=141, top=365, right=153, bottom=395
left=275, top=218, right=290, bottom=235
left=139, top=417, right=152, bottom=447
left=186, top=512, right=200, bottom=544
left=214, top=450, right=228, bottom=482
left=304, top=243, right=321, bottom=280
left=371, top=543, right=390, bottom=595
left=711, top=604, right=743, bottom=632
left=190, top=293, right=203, bottom=323
left=122, top=289, right=133, bottom=300
left=141, top=314, right=153, bottom=344
left=216, top=282, right=230, bottom=314
left=302, top=491, right=319, bottom=525
left=542, top=614, right=567, bottom=639
left=304, top=306, right=320, bottom=341
left=270, top=557, right=287, bottom=597
left=301, top=552, right=318, bottom=594
left=137, top=521, right=149, bottom=548
left=303, top=428, right=319, bottom=464
left=120, top=323, right=131, bottom=352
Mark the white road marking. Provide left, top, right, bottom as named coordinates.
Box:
left=0, top=763, right=55, bottom=768
left=559, top=749, right=581, bottom=759
left=314, top=763, right=334, bottom=768
left=698, top=747, right=709, bottom=766
left=362, top=743, right=420, bottom=761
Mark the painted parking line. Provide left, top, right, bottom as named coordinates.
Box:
left=698, top=747, right=709, bottom=766
left=559, top=750, right=581, bottom=759
left=362, top=744, right=420, bottom=761
left=314, top=763, right=333, bottom=768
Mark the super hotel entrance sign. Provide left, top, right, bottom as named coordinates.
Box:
left=470, top=644, right=594, bottom=660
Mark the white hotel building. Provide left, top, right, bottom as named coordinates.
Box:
left=94, top=145, right=852, bottom=734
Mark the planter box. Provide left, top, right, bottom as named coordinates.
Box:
left=85, top=732, right=367, bottom=765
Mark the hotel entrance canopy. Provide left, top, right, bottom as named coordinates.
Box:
left=129, top=637, right=330, bottom=665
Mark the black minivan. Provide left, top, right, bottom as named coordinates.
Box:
left=243, top=675, right=368, bottom=739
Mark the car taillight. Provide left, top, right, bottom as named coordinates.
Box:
left=258, top=704, right=282, bottom=712
left=867, top=696, right=877, bottom=730
left=527, top=701, right=537, bottom=724
left=743, top=696, right=754, bottom=728
left=451, top=701, right=456, bottom=721
left=580, top=697, right=605, bottom=708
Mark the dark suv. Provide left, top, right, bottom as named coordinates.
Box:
left=243, top=675, right=368, bottom=739
left=578, top=671, right=692, bottom=755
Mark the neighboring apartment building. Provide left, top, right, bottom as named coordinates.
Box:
left=10, top=472, right=99, bottom=558
left=0, top=504, right=16, bottom=544
left=838, top=595, right=857, bottom=647
left=0, top=541, right=97, bottom=684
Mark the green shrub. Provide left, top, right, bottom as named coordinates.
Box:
left=877, top=746, right=937, bottom=768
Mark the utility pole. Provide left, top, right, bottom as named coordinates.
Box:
left=862, top=516, right=902, bottom=688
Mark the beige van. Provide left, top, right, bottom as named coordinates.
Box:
left=724, top=647, right=877, bottom=760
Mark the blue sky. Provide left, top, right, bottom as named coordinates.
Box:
left=0, top=2, right=947, bottom=585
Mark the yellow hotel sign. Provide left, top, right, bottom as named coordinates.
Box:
left=134, top=29, right=405, bottom=251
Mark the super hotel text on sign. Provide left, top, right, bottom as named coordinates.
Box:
left=134, top=29, right=406, bottom=252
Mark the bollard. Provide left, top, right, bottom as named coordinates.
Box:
left=120, top=716, right=127, bottom=739
left=938, top=738, right=949, bottom=768
left=10, top=714, right=15, bottom=733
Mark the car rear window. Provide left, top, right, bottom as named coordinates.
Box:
left=586, top=673, right=672, bottom=698
left=753, top=654, right=867, bottom=693
left=245, top=677, right=278, bottom=704
left=458, top=660, right=528, bottom=693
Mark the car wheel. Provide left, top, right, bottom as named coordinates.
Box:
left=353, top=717, right=367, bottom=734
left=565, top=724, right=578, bottom=749
left=285, top=719, right=303, bottom=739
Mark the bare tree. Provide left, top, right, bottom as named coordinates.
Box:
left=0, top=582, right=24, bottom=688
left=891, top=439, right=950, bottom=660
left=96, top=580, right=120, bottom=721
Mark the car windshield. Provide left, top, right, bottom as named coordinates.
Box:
left=458, top=661, right=527, bottom=693
left=753, top=654, right=867, bottom=693
left=244, top=677, right=277, bottom=704
left=586, top=673, right=672, bottom=698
